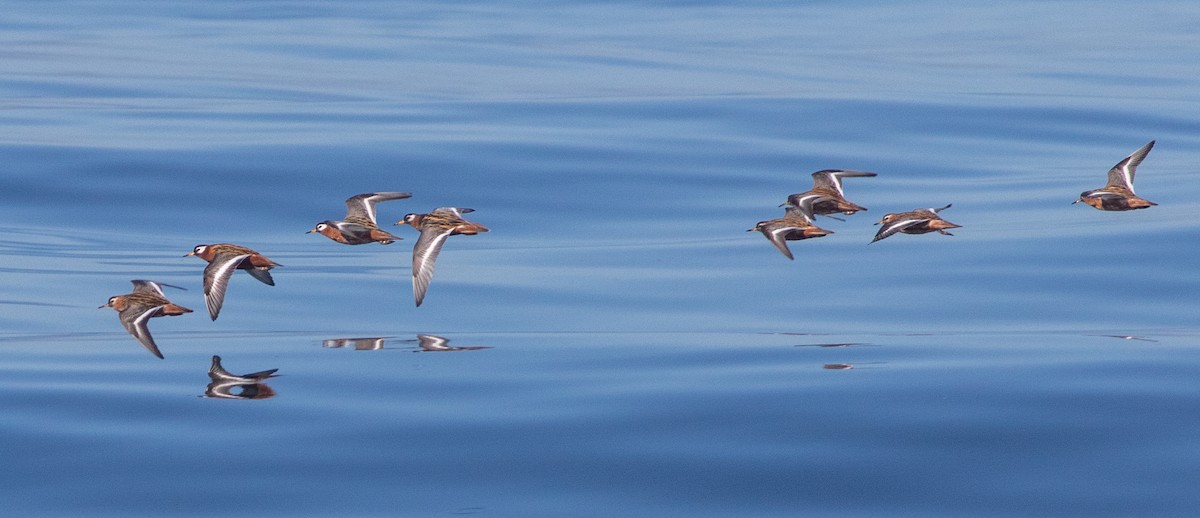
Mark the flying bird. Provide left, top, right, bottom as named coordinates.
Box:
left=100, top=280, right=193, bottom=359
left=781, top=169, right=877, bottom=217
left=309, top=192, right=412, bottom=244
left=396, top=207, right=489, bottom=306
left=750, top=195, right=833, bottom=260
left=186, top=243, right=281, bottom=320
left=871, top=204, right=961, bottom=243
left=1074, top=141, right=1157, bottom=211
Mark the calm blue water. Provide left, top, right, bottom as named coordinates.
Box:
left=3, top=1, right=1200, bottom=515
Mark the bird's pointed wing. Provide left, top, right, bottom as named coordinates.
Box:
left=244, top=267, right=275, bottom=286
left=811, top=169, right=876, bottom=196
left=122, top=304, right=166, bottom=359
left=203, top=253, right=250, bottom=321
left=412, top=227, right=454, bottom=307
left=345, top=192, right=412, bottom=224
left=783, top=194, right=819, bottom=223
left=763, top=226, right=796, bottom=260
left=130, top=280, right=185, bottom=297
left=1106, top=141, right=1154, bottom=192
left=433, top=207, right=473, bottom=217
left=871, top=217, right=927, bottom=243
left=915, top=204, right=953, bottom=218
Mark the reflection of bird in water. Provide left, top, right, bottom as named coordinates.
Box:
left=1094, top=334, right=1159, bottom=343
left=823, top=362, right=888, bottom=370
left=416, top=334, right=490, bottom=352
left=209, top=355, right=278, bottom=382
left=205, top=382, right=276, bottom=400
left=322, top=337, right=391, bottom=350
left=204, top=355, right=279, bottom=400
left=793, top=342, right=866, bottom=348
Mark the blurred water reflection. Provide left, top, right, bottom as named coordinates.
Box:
left=415, top=334, right=491, bottom=352
left=323, top=336, right=393, bottom=351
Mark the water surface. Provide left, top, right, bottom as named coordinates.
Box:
left=3, top=1, right=1200, bottom=515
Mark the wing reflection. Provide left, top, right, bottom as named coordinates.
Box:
left=205, top=381, right=277, bottom=400
left=1093, top=334, right=1159, bottom=343
left=416, top=334, right=491, bottom=352
left=822, top=361, right=887, bottom=370
left=793, top=342, right=867, bottom=348
left=204, top=355, right=279, bottom=400
left=322, top=337, right=393, bottom=350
